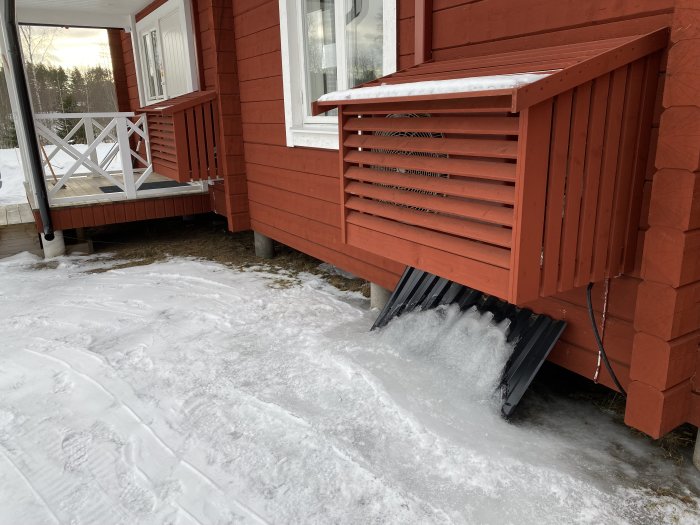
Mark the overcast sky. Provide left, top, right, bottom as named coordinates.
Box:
left=22, top=25, right=112, bottom=70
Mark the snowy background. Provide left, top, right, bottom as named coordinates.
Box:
left=0, top=145, right=123, bottom=205
left=1, top=253, right=699, bottom=524
left=0, top=148, right=26, bottom=205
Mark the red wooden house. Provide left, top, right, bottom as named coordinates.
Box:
left=2, top=0, right=699, bottom=445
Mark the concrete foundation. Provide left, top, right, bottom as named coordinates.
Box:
left=254, top=231, right=275, bottom=259
left=694, top=430, right=700, bottom=471
left=370, top=283, right=392, bottom=310
left=41, top=230, right=65, bottom=259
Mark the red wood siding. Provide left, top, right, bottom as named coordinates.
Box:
left=105, top=0, right=698, bottom=437
left=229, top=0, right=688, bottom=436
left=232, top=0, right=404, bottom=290
left=626, top=0, right=700, bottom=438
left=396, top=0, right=679, bottom=435
left=135, top=0, right=169, bottom=21
left=33, top=194, right=212, bottom=231
left=108, top=29, right=131, bottom=112
left=196, top=0, right=249, bottom=231
left=109, top=0, right=249, bottom=232
left=430, top=0, right=674, bottom=60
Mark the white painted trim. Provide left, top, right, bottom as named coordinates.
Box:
left=130, top=14, right=147, bottom=108
left=289, top=127, right=340, bottom=150
left=47, top=182, right=206, bottom=207
left=133, top=0, right=198, bottom=106
left=16, top=8, right=130, bottom=29
left=278, top=0, right=297, bottom=148
left=35, top=112, right=136, bottom=119
left=0, top=9, right=38, bottom=205
left=278, top=0, right=397, bottom=150
left=383, top=0, right=397, bottom=75
left=181, top=0, right=200, bottom=93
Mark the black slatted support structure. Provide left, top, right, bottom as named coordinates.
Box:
left=372, top=267, right=567, bottom=417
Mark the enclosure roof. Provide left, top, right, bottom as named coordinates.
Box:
left=313, top=29, right=669, bottom=114
left=16, top=0, right=152, bottom=28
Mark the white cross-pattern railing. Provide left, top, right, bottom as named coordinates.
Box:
left=34, top=112, right=155, bottom=204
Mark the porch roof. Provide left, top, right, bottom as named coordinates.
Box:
left=313, top=29, right=669, bottom=115
left=16, top=0, right=152, bottom=29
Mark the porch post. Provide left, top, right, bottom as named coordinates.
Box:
left=116, top=116, right=136, bottom=198
left=0, top=0, right=54, bottom=240
left=370, top=283, right=392, bottom=310
left=254, top=232, right=275, bottom=259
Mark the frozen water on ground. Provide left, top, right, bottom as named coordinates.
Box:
left=0, top=253, right=698, bottom=524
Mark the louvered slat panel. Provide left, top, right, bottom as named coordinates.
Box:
left=344, top=115, right=520, bottom=135
left=345, top=134, right=518, bottom=159
left=340, top=111, right=518, bottom=286
left=141, top=92, right=220, bottom=183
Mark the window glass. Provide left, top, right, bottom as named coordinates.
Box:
left=303, top=0, right=338, bottom=116
left=345, top=0, right=383, bottom=88
left=142, top=29, right=164, bottom=101
left=150, top=30, right=164, bottom=98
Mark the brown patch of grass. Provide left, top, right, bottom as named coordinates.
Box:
left=574, top=389, right=696, bottom=465
left=81, top=214, right=369, bottom=295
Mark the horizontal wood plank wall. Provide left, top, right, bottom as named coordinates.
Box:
left=419, top=1, right=673, bottom=401
left=108, top=30, right=131, bottom=113
left=32, top=194, right=212, bottom=231
left=111, top=0, right=248, bottom=231
left=196, top=0, right=249, bottom=231
left=232, top=0, right=404, bottom=290
left=111, top=30, right=141, bottom=112
left=625, top=0, right=700, bottom=438
left=431, top=0, right=674, bottom=60
left=399, top=0, right=416, bottom=68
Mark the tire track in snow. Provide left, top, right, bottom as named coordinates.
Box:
left=22, top=348, right=270, bottom=525
left=0, top=445, right=61, bottom=524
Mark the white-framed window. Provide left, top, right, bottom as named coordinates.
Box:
left=140, top=28, right=165, bottom=102
left=279, top=0, right=397, bottom=149
left=132, top=0, right=200, bottom=107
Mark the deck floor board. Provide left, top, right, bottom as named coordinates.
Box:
left=0, top=203, right=35, bottom=227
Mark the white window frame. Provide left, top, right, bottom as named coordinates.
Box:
left=139, top=26, right=166, bottom=104
left=131, top=0, right=200, bottom=108
left=279, top=0, right=397, bottom=149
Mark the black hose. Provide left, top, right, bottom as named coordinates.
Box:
left=586, top=282, right=626, bottom=397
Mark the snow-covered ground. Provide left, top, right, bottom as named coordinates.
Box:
left=1, top=253, right=699, bottom=524
left=0, top=145, right=123, bottom=205
left=0, top=148, right=27, bottom=205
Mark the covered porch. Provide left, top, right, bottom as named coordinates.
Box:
left=1, top=0, right=222, bottom=243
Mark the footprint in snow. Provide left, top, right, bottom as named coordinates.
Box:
left=62, top=430, right=93, bottom=471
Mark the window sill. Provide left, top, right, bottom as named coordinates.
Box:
left=287, top=125, right=339, bottom=150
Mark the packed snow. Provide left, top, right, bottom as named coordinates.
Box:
left=0, top=145, right=123, bottom=205
left=317, top=72, right=553, bottom=103
left=1, top=253, right=699, bottom=524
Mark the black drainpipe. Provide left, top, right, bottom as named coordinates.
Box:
left=3, top=0, right=54, bottom=240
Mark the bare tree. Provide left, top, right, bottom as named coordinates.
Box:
left=20, top=25, right=59, bottom=112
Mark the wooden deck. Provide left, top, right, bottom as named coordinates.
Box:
left=0, top=202, right=42, bottom=259
left=45, top=171, right=208, bottom=208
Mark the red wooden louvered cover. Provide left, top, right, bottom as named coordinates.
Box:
left=141, top=91, right=221, bottom=183
left=314, top=29, right=669, bottom=305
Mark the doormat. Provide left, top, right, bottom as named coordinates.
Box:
left=99, top=180, right=190, bottom=193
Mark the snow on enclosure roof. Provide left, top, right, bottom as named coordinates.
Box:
left=317, top=72, right=555, bottom=103
left=313, top=31, right=669, bottom=114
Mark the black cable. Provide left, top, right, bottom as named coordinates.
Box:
left=586, top=282, right=626, bottom=397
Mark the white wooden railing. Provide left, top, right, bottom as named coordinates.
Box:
left=33, top=112, right=155, bottom=204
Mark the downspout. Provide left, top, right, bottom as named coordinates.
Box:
left=414, top=0, right=433, bottom=65
left=2, top=0, right=54, bottom=240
